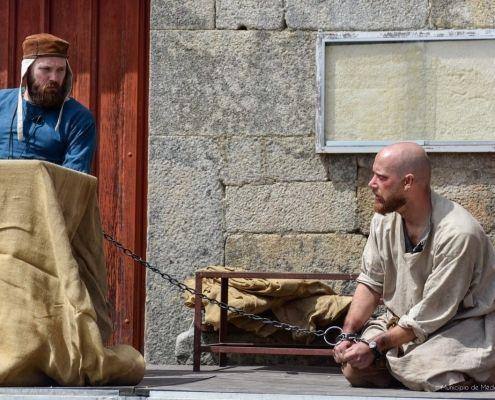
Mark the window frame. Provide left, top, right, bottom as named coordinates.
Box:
left=316, top=30, right=495, bottom=153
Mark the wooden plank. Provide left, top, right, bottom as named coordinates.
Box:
left=219, top=278, right=228, bottom=366
left=96, top=0, right=148, bottom=350
left=0, top=0, right=15, bottom=88
left=141, top=365, right=495, bottom=398
left=198, top=272, right=359, bottom=280
left=203, top=345, right=334, bottom=356
left=14, top=0, right=47, bottom=85
left=0, top=0, right=20, bottom=89
left=134, top=0, right=149, bottom=350
left=208, top=343, right=332, bottom=348
left=96, top=0, right=130, bottom=347
left=193, top=275, right=203, bottom=372
left=41, top=0, right=50, bottom=32
left=48, top=0, right=96, bottom=110
left=121, top=0, right=148, bottom=351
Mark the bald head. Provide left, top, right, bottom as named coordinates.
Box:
left=376, top=142, right=431, bottom=186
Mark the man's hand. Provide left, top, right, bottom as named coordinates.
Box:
left=333, top=340, right=353, bottom=364
left=341, top=341, right=375, bottom=370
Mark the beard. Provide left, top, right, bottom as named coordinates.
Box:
left=373, top=192, right=406, bottom=215
left=26, top=72, right=66, bottom=109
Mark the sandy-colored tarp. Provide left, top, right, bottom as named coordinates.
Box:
left=0, top=160, right=144, bottom=386
left=184, top=266, right=352, bottom=341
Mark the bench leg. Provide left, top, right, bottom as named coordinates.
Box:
left=218, top=277, right=228, bottom=367
left=193, top=274, right=203, bottom=372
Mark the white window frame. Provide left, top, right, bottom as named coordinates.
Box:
left=316, top=30, right=495, bottom=153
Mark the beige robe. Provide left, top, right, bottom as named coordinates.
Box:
left=357, top=191, right=495, bottom=391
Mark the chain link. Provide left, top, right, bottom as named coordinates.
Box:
left=103, top=231, right=347, bottom=345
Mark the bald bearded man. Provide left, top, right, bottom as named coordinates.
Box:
left=333, top=142, right=495, bottom=391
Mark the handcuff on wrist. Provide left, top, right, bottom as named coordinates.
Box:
left=338, top=332, right=360, bottom=343
left=323, top=327, right=361, bottom=347
left=323, top=326, right=384, bottom=360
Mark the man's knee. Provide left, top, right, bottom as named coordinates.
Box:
left=342, top=364, right=371, bottom=387
left=341, top=363, right=394, bottom=388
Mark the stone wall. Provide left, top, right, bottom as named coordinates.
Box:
left=146, top=0, right=495, bottom=364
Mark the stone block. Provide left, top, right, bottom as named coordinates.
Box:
left=323, top=154, right=357, bottom=184
left=219, top=137, right=263, bottom=185
left=145, top=136, right=225, bottom=364
left=175, top=324, right=217, bottom=365
left=357, top=153, right=495, bottom=235
left=357, top=186, right=374, bottom=236
left=221, top=136, right=329, bottom=185
left=431, top=153, right=495, bottom=234
left=150, top=31, right=316, bottom=136
left=430, top=0, right=495, bottom=28
left=358, top=182, right=495, bottom=235
left=357, top=156, right=374, bottom=235
left=430, top=154, right=495, bottom=187
left=434, top=185, right=495, bottom=234
left=225, top=182, right=357, bottom=233
left=285, top=0, right=428, bottom=30
left=225, top=233, right=366, bottom=274
left=265, top=137, right=328, bottom=182
left=216, top=0, right=285, bottom=30
left=151, top=0, right=215, bottom=29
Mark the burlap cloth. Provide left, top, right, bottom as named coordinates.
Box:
left=184, top=266, right=352, bottom=341
left=0, top=160, right=144, bottom=386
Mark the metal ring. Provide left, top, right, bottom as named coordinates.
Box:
left=323, top=326, right=343, bottom=347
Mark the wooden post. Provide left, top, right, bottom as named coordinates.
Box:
left=219, top=277, right=229, bottom=367
left=193, top=273, right=203, bottom=372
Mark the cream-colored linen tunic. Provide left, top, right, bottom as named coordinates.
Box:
left=357, top=191, right=495, bottom=391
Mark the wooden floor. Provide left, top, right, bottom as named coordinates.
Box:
left=1, top=365, right=495, bottom=399
left=136, top=365, right=495, bottom=399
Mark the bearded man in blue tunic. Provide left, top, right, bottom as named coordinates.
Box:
left=0, top=33, right=95, bottom=174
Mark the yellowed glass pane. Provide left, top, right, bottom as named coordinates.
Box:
left=324, top=40, right=495, bottom=142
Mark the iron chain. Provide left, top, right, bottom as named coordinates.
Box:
left=103, top=232, right=347, bottom=345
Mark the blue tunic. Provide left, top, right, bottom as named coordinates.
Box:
left=0, top=88, right=96, bottom=174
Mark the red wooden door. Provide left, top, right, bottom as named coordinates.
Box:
left=0, top=0, right=149, bottom=351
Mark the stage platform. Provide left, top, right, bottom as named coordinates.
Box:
left=1, top=365, right=494, bottom=399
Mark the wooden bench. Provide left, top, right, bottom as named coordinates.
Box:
left=193, top=271, right=358, bottom=372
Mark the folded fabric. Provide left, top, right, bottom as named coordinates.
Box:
left=0, top=160, right=144, bottom=386
left=184, top=266, right=352, bottom=341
